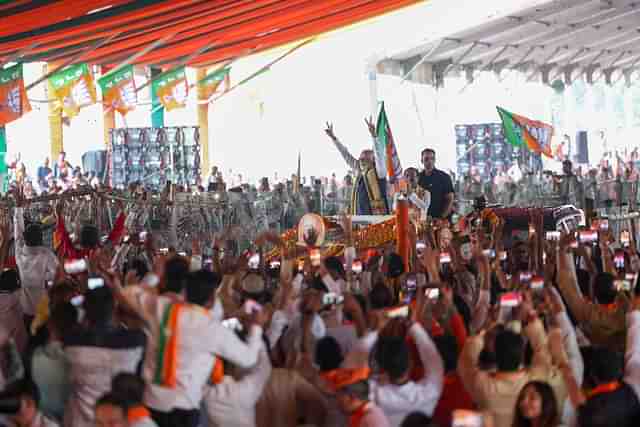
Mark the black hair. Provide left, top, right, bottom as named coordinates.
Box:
left=587, top=347, right=624, bottom=385
left=84, top=286, right=114, bottom=326
left=314, top=336, right=344, bottom=372
left=373, top=336, right=409, bottom=382
left=324, top=256, right=345, bottom=280
left=95, top=392, right=127, bottom=413
left=576, top=268, right=591, bottom=298
left=124, top=259, right=149, bottom=281
left=185, top=270, right=220, bottom=307
left=593, top=272, right=617, bottom=305
left=400, top=412, right=434, bottom=427
left=308, top=274, right=329, bottom=293
left=434, top=334, right=458, bottom=373
left=369, top=283, right=393, bottom=310
left=24, top=223, right=43, bottom=247
left=0, top=269, right=20, bottom=293
left=421, top=148, right=436, bottom=158
left=80, top=224, right=99, bottom=249
left=49, top=302, right=77, bottom=338
left=344, top=293, right=367, bottom=323
left=495, top=329, right=524, bottom=372
left=164, top=256, right=190, bottom=294
left=111, top=373, right=145, bottom=406
left=513, top=381, right=559, bottom=427
left=453, top=294, right=472, bottom=332
left=386, top=253, right=405, bottom=279
left=0, top=378, right=41, bottom=408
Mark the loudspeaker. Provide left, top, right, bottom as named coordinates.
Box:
left=576, top=131, right=589, bottom=164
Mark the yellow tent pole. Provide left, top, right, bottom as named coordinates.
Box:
left=46, top=62, right=63, bottom=161
left=101, top=66, right=115, bottom=149
left=196, top=67, right=210, bottom=177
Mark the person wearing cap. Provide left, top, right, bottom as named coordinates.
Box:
left=323, top=367, right=390, bottom=427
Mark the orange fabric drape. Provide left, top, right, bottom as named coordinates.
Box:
left=0, top=0, right=204, bottom=55
left=191, top=0, right=420, bottom=67
left=0, top=0, right=130, bottom=38
left=1, top=0, right=422, bottom=68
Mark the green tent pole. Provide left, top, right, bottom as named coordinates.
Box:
left=150, top=67, right=164, bottom=127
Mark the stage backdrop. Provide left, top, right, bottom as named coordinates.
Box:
left=455, top=123, right=542, bottom=180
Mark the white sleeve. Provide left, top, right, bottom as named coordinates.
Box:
left=624, top=311, right=640, bottom=399
left=205, top=322, right=263, bottom=369
left=342, top=331, right=379, bottom=369
left=266, top=310, right=289, bottom=349
left=322, top=274, right=342, bottom=295
left=14, top=207, right=24, bottom=252
left=211, top=297, right=224, bottom=322
left=233, top=345, right=273, bottom=404
left=410, top=322, right=445, bottom=415
left=555, top=310, right=584, bottom=386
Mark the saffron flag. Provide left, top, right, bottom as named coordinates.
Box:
left=0, top=64, right=31, bottom=126
left=497, top=107, right=553, bottom=158
left=48, top=63, right=97, bottom=118
left=98, top=65, right=137, bottom=116
left=198, top=67, right=230, bottom=100
left=152, top=66, right=188, bottom=111
left=375, top=102, right=402, bottom=182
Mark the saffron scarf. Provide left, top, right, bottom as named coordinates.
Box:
left=349, top=402, right=371, bottom=427
left=154, top=303, right=184, bottom=388
left=154, top=302, right=224, bottom=388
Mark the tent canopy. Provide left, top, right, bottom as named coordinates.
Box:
left=0, top=0, right=420, bottom=68
left=378, top=0, right=640, bottom=87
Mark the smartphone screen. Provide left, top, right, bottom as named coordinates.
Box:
left=579, top=230, right=598, bottom=244
left=519, top=271, right=532, bottom=283
left=64, top=259, right=87, bottom=274
left=452, top=409, right=484, bottom=427
left=248, top=253, right=260, bottom=269
left=530, top=276, right=544, bottom=291
left=439, top=252, right=452, bottom=264
left=500, top=292, right=522, bottom=307
left=425, top=288, right=439, bottom=299
left=621, top=230, right=631, bottom=246
left=546, top=231, right=561, bottom=241
left=352, top=260, right=363, bottom=274
left=323, top=292, right=344, bottom=306
left=614, top=252, right=625, bottom=269
left=88, top=277, right=104, bottom=290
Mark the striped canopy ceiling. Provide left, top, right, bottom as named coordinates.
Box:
left=0, top=0, right=422, bottom=68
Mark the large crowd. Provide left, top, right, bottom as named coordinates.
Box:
left=1, top=128, right=640, bottom=427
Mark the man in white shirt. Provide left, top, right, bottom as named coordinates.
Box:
left=0, top=378, right=60, bottom=427
left=202, top=340, right=272, bottom=427
left=118, top=266, right=265, bottom=427
left=14, top=201, right=59, bottom=329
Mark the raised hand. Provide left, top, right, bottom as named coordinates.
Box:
left=324, top=122, right=337, bottom=141
left=364, top=116, right=376, bottom=138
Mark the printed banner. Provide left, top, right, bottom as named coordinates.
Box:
left=198, top=67, right=230, bottom=100
left=152, top=66, right=188, bottom=111
left=98, top=65, right=137, bottom=116
left=497, top=106, right=553, bottom=158
left=0, top=64, right=31, bottom=126
left=48, top=63, right=97, bottom=118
